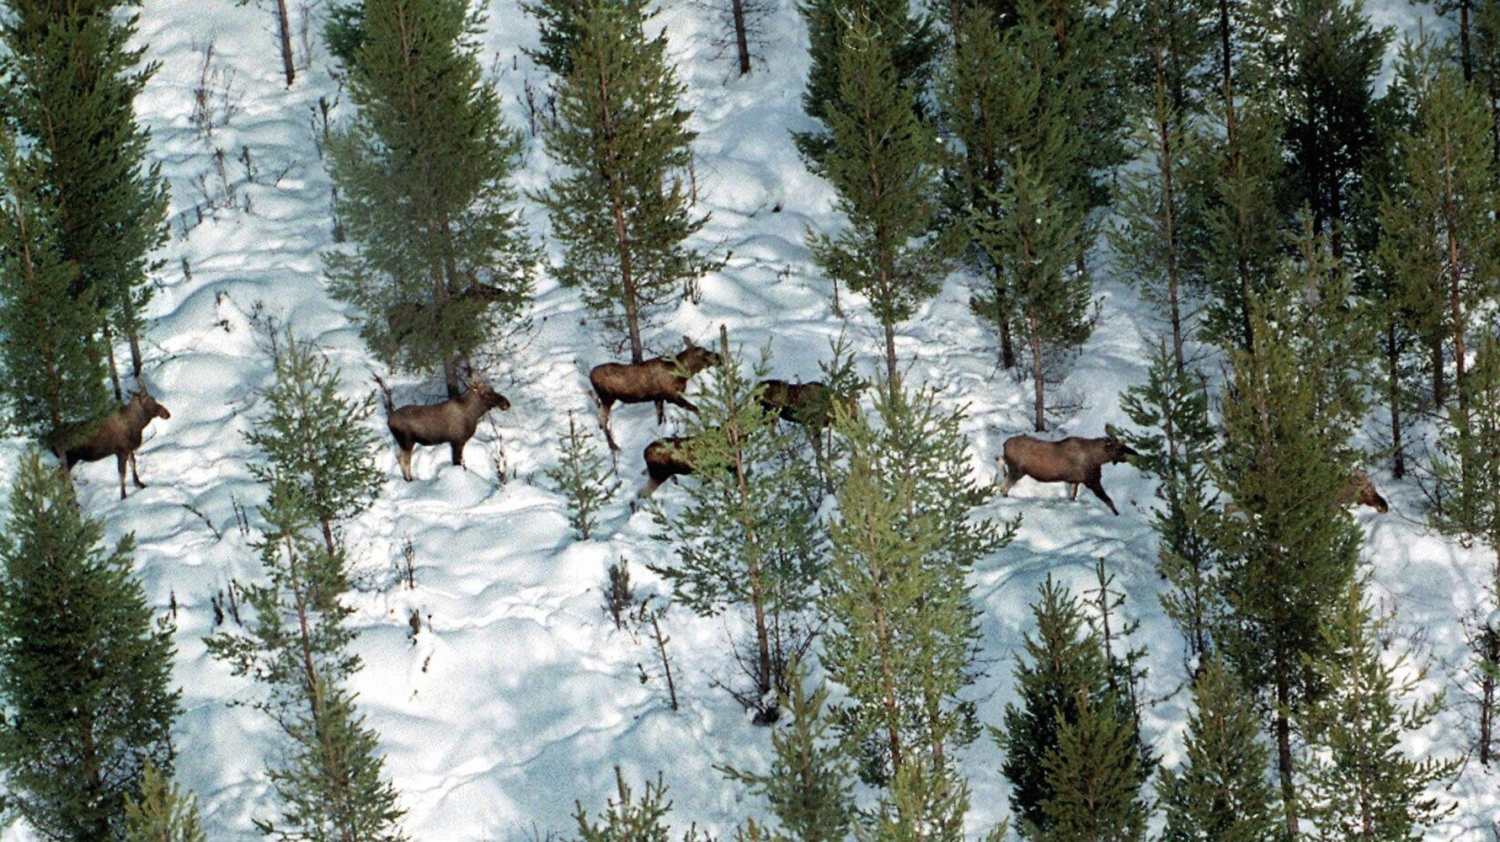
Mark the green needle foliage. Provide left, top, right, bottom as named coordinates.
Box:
left=124, top=761, right=207, bottom=842
left=822, top=379, right=1014, bottom=789
left=573, top=768, right=677, bottom=842
left=0, top=128, right=112, bottom=439
left=246, top=330, right=384, bottom=555
left=547, top=409, right=619, bottom=540
left=326, top=0, right=535, bottom=397
left=1033, top=690, right=1148, bottom=842
left=1158, top=656, right=1280, bottom=842
left=0, top=454, right=180, bottom=841
left=1296, top=581, right=1458, bottom=841
left=536, top=0, right=709, bottom=364
left=1431, top=333, right=1500, bottom=573
left=808, top=10, right=947, bottom=388
left=206, top=488, right=407, bottom=841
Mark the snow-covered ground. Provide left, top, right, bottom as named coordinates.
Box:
left=4, top=0, right=1496, bottom=838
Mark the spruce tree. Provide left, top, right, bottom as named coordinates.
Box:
left=124, top=762, right=207, bottom=842
left=536, top=0, right=708, bottom=366
left=546, top=409, right=618, bottom=540
left=246, top=330, right=384, bottom=555
left=1033, top=690, right=1149, bottom=842
left=821, top=379, right=1013, bottom=787
left=0, top=454, right=180, bottom=841
left=0, top=127, right=112, bottom=440
left=650, top=336, right=826, bottom=714
left=0, top=0, right=169, bottom=388
left=1157, top=656, right=1280, bottom=842
left=206, top=488, right=407, bottom=841
left=808, top=11, right=947, bottom=388
left=1296, top=581, right=1458, bottom=841
left=326, top=0, right=534, bottom=398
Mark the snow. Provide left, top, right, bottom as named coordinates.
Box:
left=4, top=0, right=1497, bottom=838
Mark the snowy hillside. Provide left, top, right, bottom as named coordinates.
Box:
left=4, top=0, right=1496, bottom=838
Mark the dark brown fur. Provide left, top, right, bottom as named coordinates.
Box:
left=590, top=338, right=723, bottom=451
left=638, top=436, right=698, bottom=499
left=755, top=380, right=855, bottom=429
left=1337, top=469, right=1389, bottom=513
left=56, top=387, right=172, bottom=500
left=387, top=378, right=511, bottom=481
left=1000, top=434, right=1139, bottom=516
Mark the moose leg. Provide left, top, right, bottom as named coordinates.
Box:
left=398, top=448, right=414, bottom=482
left=999, top=464, right=1018, bottom=497
left=655, top=399, right=665, bottom=424
left=116, top=454, right=129, bottom=500
left=130, top=451, right=146, bottom=489
left=451, top=440, right=465, bottom=468
left=669, top=396, right=700, bottom=414
left=598, top=401, right=620, bottom=452
left=1068, top=483, right=1079, bottom=501
left=1085, top=479, right=1120, bottom=516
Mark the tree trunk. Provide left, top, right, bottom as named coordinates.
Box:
left=1462, top=1, right=1474, bottom=82
left=993, top=264, right=1016, bottom=369
left=102, top=324, right=123, bottom=402
left=1029, top=312, right=1046, bottom=432
left=1433, top=334, right=1446, bottom=409
left=1276, top=664, right=1298, bottom=839
left=1387, top=323, right=1405, bottom=479
left=277, top=0, right=296, bottom=86
left=883, top=321, right=899, bottom=397
left=731, top=0, right=751, bottom=76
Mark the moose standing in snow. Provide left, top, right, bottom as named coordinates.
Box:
left=999, top=434, right=1140, bottom=516
left=637, top=435, right=698, bottom=500
left=589, top=337, right=722, bottom=451
left=384, top=375, right=511, bottom=481
left=54, top=383, right=172, bottom=500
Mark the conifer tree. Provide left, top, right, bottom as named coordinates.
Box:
left=1157, top=656, right=1280, bottom=842
left=0, top=454, right=180, bottom=841
left=869, top=757, right=971, bottom=842
left=572, top=768, right=676, bottom=842
left=1118, top=342, right=1219, bottom=660
left=326, top=0, right=534, bottom=398
left=536, top=0, right=708, bottom=366
left=1431, top=333, right=1500, bottom=574
left=1377, top=56, right=1500, bottom=412
left=650, top=336, right=826, bottom=714
left=124, top=762, right=207, bottom=842
left=809, top=11, right=947, bottom=388
left=246, top=330, right=384, bottom=555
left=822, top=379, right=1013, bottom=786
left=1296, top=581, right=1458, bottom=841
left=206, top=488, right=407, bottom=841
left=720, top=663, right=855, bottom=842
left=999, top=576, right=1147, bottom=840
left=0, top=128, right=112, bottom=440
left=1209, top=290, right=1363, bottom=836
left=0, top=0, right=169, bottom=390
left=546, top=409, right=618, bottom=540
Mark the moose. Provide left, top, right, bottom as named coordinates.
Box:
left=384, top=375, right=511, bottom=482
left=636, top=436, right=698, bottom=500
left=589, top=338, right=722, bottom=451
left=54, top=384, right=172, bottom=500
left=755, top=380, right=854, bottom=430
left=1337, top=468, right=1390, bottom=513
left=999, top=434, right=1140, bottom=516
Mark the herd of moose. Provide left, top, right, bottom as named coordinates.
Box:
left=49, top=336, right=1391, bottom=521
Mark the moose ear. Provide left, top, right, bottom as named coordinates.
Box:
left=683, top=335, right=695, bottom=349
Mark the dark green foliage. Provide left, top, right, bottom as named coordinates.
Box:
left=206, top=489, right=407, bottom=841
left=547, top=409, right=619, bottom=540
left=869, top=757, right=970, bottom=842
left=0, top=0, right=169, bottom=379
left=822, top=379, right=1014, bottom=786
left=999, top=576, right=1147, bottom=840
left=1431, top=334, right=1500, bottom=571
left=0, top=454, right=180, bottom=841
left=324, top=0, right=366, bottom=69
left=807, top=10, right=946, bottom=385
left=1123, top=0, right=1219, bottom=116
left=326, top=0, right=534, bottom=395
left=536, top=0, right=708, bottom=364
left=573, top=768, right=675, bottom=842
left=245, top=331, right=384, bottom=554
left=1157, top=656, right=1280, bottom=842
left=0, top=129, right=112, bottom=439
left=720, top=663, right=855, bottom=842
left=1118, top=341, right=1219, bottom=660
left=1296, top=581, right=1458, bottom=841
left=651, top=337, right=826, bottom=709
left=524, top=0, right=648, bottom=78
left=124, top=761, right=207, bottom=842
left=794, top=0, right=938, bottom=169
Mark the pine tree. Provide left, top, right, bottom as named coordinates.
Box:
left=822, top=379, right=1013, bottom=786
left=546, top=409, right=619, bottom=540
left=869, top=756, right=970, bottom=842
left=573, top=768, right=675, bottom=842
left=1209, top=291, right=1363, bottom=837
left=246, top=330, right=384, bottom=555
left=1118, top=341, right=1219, bottom=661
left=720, top=662, right=855, bottom=842
left=536, top=0, right=708, bottom=366
left=206, top=488, right=407, bottom=841
left=1431, top=333, right=1500, bottom=577
left=0, top=0, right=169, bottom=389
left=1157, top=656, right=1280, bottom=842
left=999, top=576, right=1146, bottom=840
left=124, top=761, right=207, bottom=842
left=0, top=454, right=180, bottom=841
left=808, top=11, right=947, bottom=388
left=651, top=336, right=826, bottom=714
left=326, top=0, right=534, bottom=398
left=0, top=127, right=112, bottom=440
left=1296, top=581, right=1458, bottom=841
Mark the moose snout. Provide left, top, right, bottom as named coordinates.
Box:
left=156, top=406, right=173, bottom=420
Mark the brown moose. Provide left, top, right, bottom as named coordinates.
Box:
left=589, top=338, right=722, bottom=451
left=755, top=380, right=854, bottom=430
left=54, top=385, right=172, bottom=500
left=637, top=436, right=698, bottom=500
left=385, top=376, right=511, bottom=482
left=1337, top=468, right=1390, bottom=513
left=999, top=434, right=1140, bottom=516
